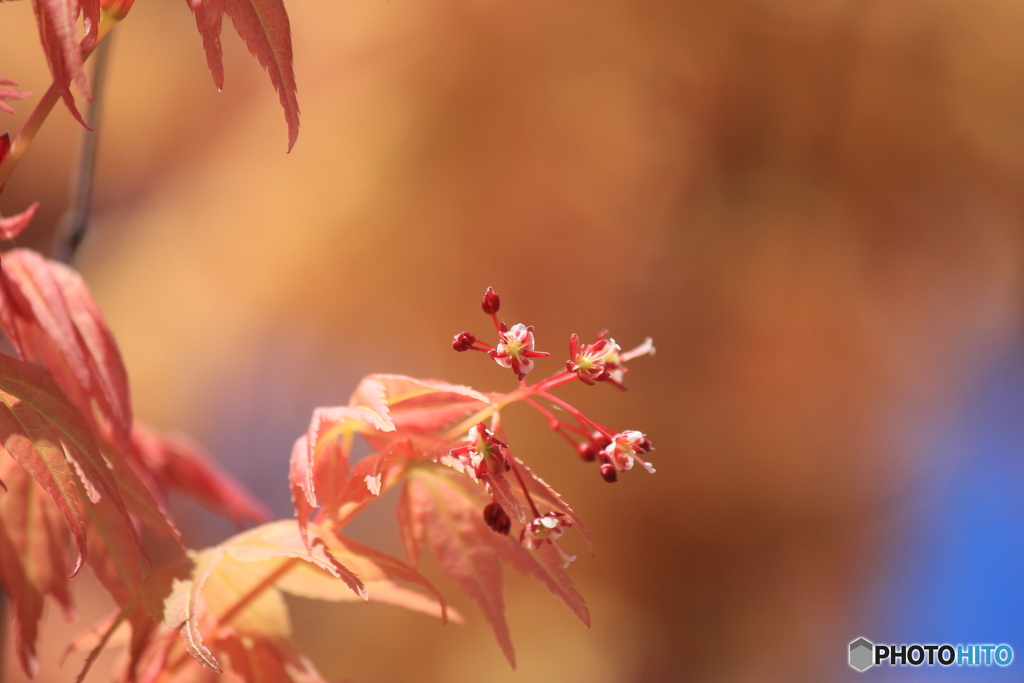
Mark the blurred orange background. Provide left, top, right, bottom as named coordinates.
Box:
left=3, top=0, right=1024, bottom=681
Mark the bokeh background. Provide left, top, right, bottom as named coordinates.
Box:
left=2, top=0, right=1024, bottom=680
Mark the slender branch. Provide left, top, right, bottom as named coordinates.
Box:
left=0, top=83, right=61, bottom=190
left=0, top=17, right=117, bottom=191
left=538, top=390, right=616, bottom=438
left=56, top=32, right=115, bottom=264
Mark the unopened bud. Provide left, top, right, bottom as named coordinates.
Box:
left=578, top=442, right=599, bottom=462
left=600, top=463, right=618, bottom=483
left=482, top=287, right=501, bottom=315
left=452, top=331, right=476, bottom=352
left=483, top=502, right=511, bottom=535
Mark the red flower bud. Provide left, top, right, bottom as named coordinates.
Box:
left=482, top=287, right=501, bottom=315
left=578, top=442, right=599, bottom=462
left=590, top=432, right=612, bottom=450
left=483, top=502, right=511, bottom=535
left=600, top=463, right=618, bottom=483
left=452, top=331, right=476, bottom=352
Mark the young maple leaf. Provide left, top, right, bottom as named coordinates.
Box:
left=290, top=375, right=489, bottom=543
left=0, top=77, right=31, bottom=116
left=398, top=466, right=589, bottom=668
left=0, top=351, right=142, bottom=571
left=0, top=250, right=202, bottom=676
left=77, top=520, right=452, bottom=682
left=28, top=0, right=99, bottom=127
left=0, top=130, right=41, bottom=240
left=0, top=351, right=147, bottom=676
left=186, top=0, right=300, bottom=150
left=0, top=456, right=75, bottom=677
left=0, top=202, right=40, bottom=241
left=0, top=248, right=134, bottom=456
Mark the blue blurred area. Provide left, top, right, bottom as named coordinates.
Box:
left=858, top=349, right=1024, bottom=681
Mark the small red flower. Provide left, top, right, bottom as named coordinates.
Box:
left=567, top=334, right=619, bottom=385
left=601, top=430, right=655, bottom=475
left=521, top=511, right=572, bottom=548
left=489, top=322, right=549, bottom=380
left=443, top=423, right=511, bottom=480
left=566, top=333, right=655, bottom=388
left=603, top=337, right=655, bottom=389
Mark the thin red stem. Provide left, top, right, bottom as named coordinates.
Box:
left=508, top=454, right=541, bottom=519
left=0, top=16, right=118, bottom=189
left=524, top=397, right=588, bottom=448
left=539, top=390, right=616, bottom=438
left=536, top=370, right=578, bottom=392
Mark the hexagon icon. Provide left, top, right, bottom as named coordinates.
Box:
left=849, top=638, right=874, bottom=672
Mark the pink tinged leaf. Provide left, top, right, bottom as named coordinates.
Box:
left=64, top=611, right=126, bottom=665
left=329, top=448, right=407, bottom=526
left=81, top=486, right=145, bottom=607
left=188, top=0, right=225, bottom=91
left=0, top=351, right=148, bottom=557
left=81, top=0, right=99, bottom=48
left=30, top=0, right=92, bottom=127
left=513, top=456, right=592, bottom=554
left=1, top=249, right=136, bottom=458
left=110, top=452, right=184, bottom=548
left=276, top=561, right=462, bottom=623
left=396, top=481, right=422, bottom=567
left=0, top=459, right=76, bottom=677
left=218, top=634, right=328, bottom=683
left=320, top=531, right=454, bottom=624
left=132, top=424, right=270, bottom=527
left=288, top=434, right=315, bottom=546
left=1, top=249, right=89, bottom=387
left=0, top=83, right=31, bottom=115
left=348, top=376, right=392, bottom=429
left=303, top=404, right=389, bottom=498
left=355, top=375, right=489, bottom=407
left=50, top=262, right=133, bottom=449
left=406, top=469, right=516, bottom=667
left=222, top=0, right=299, bottom=151
left=71, top=559, right=187, bottom=683
left=222, top=520, right=367, bottom=601
left=164, top=547, right=225, bottom=673
left=310, top=429, right=349, bottom=508
left=351, top=374, right=489, bottom=435
left=0, top=203, right=40, bottom=240
left=0, top=406, right=88, bottom=575
left=485, top=473, right=527, bottom=525
left=484, top=532, right=589, bottom=627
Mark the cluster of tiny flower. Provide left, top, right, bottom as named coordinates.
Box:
left=568, top=331, right=655, bottom=389
left=521, top=511, right=572, bottom=549
left=577, top=429, right=656, bottom=482
left=450, top=287, right=655, bottom=552
left=452, top=287, right=551, bottom=381
left=442, top=422, right=511, bottom=480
